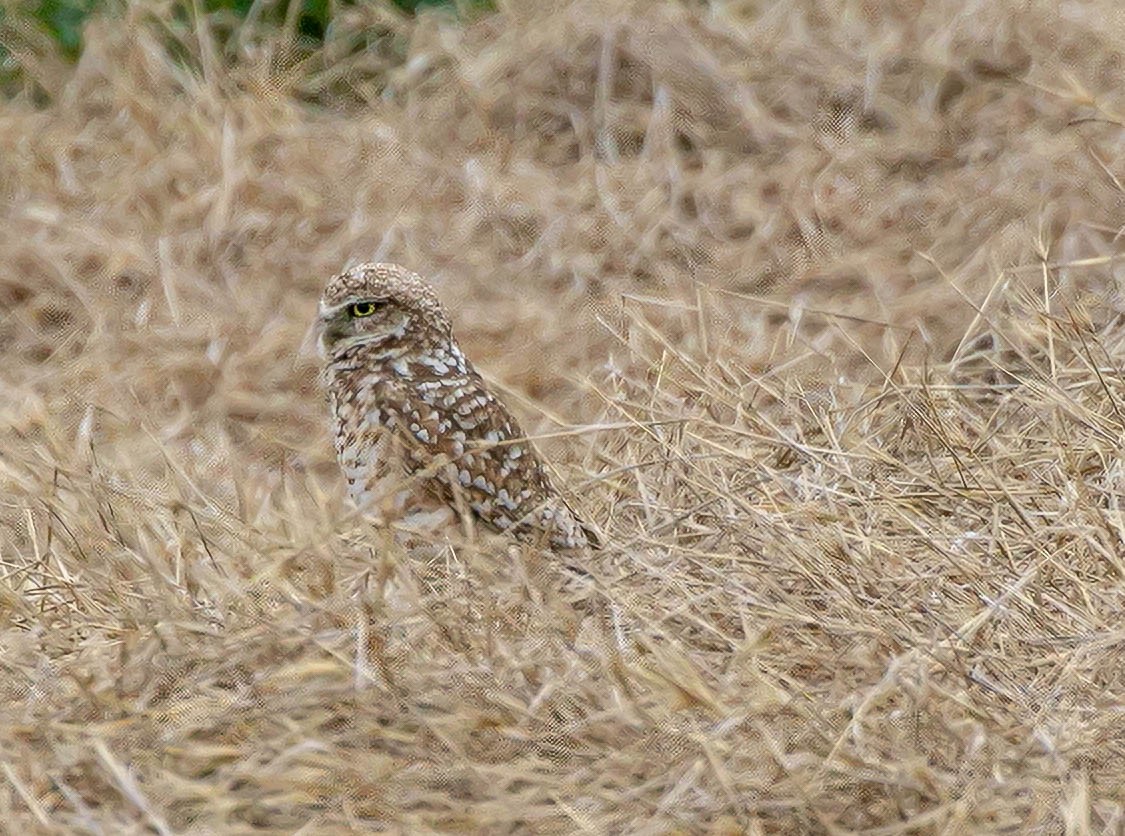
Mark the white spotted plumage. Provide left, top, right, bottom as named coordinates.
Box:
left=318, top=262, right=597, bottom=552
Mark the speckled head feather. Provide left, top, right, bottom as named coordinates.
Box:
left=320, top=262, right=451, bottom=328
left=318, top=261, right=597, bottom=553
left=318, top=262, right=453, bottom=358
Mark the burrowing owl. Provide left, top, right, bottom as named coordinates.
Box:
left=318, top=262, right=596, bottom=551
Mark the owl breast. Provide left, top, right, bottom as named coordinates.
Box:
left=331, top=386, right=389, bottom=510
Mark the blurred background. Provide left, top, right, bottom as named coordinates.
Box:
left=1, top=0, right=1123, bottom=831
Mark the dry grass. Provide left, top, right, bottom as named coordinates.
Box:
left=2, top=0, right=1125, bottom=831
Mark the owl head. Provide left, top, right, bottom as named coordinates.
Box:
left=318, top=262, right=452, bottom=356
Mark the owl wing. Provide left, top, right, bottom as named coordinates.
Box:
left=391, top=360, right=582, bottom=544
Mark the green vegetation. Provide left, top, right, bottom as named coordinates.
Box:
left=16, top=0, right=99, bottom=58
left=0, top=0, right=494, bottom=100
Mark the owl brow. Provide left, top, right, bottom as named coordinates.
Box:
left=354, top=293, right=392, bottom=306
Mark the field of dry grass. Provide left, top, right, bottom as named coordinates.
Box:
left=2, top=0, right=1125, bottom=831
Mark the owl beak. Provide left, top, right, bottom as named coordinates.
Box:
left=317, top=302, right=349, bottom=349
left=320, top=320, right=350, bottom=349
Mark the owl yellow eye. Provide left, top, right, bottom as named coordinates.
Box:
left=349, top=301, right=378, bottom=318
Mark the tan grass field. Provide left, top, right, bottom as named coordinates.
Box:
left=2, top=0, right=1124, bottom=831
